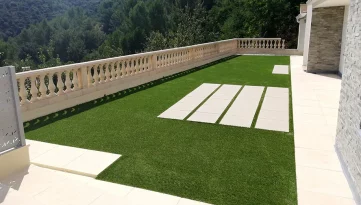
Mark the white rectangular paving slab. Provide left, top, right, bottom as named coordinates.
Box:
left=256, top=87, right=289, bottom=132
left=27, top=139, right=121, bottom=178
left=272, top=65, right=289, bottom=74
left=158, top=83, right=220, bottom=120
left=188, top=85, right=241, bottom=123
left=220, top=86, right=264, bottom=128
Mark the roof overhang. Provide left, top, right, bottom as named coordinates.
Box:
left=296, top=13, right=307, bottom=23
left=307, top=0, right=349, bottom=8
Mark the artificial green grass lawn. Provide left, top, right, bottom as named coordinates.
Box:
left=25, top=56, right=296, bottom=205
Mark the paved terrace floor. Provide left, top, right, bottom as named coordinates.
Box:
left=290, top=56, right=356, bottom=205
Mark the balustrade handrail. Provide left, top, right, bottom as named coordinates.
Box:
left=16, top=37, right=289, bottom=121
left=16, top=38, right=238, bottom=78
left=16, top=38, right=285, bottom=77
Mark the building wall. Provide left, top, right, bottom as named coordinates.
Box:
left=336, top=0, right=361, bottom=201
left=297, top=19, right=306, bottom=51
left=303, top=3, right=313, bottom=66
left=339, top=6, right=350, bottom=75
left=307, top=6, right=345, bottom=73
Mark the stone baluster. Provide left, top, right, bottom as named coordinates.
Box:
left=85, top=67, right=92, bottom=87
left=127, top=60, right=131, bottom=75
left=72, top=69, right=79, bottom=90
left=120, top=61, right=125, bottom=77
left=282, top=40, right=285, bottom=49
left=115, top=62, right=120, bottom=79
left=29, top=75, right=38, bottom=102
left=104, top=63, right=110, bottom=82
left=38, top=74, right=47, bottom=99
left=135, top=59, right=139, bottom=73
left=278, top=40, right=281, bottom=49
left=110, top=63, right=116, bottom=80
left=18, top=77, right=28, bottom=105
left=64, top=70, right=72, bottom=92
left=93, top=65, right=99, bottom=85
left=99, top=64, right=105, bottom=83
left=47, top=73, right=56, bottom=96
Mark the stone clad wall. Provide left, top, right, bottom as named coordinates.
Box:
left=307, top=6, right=345, bottom=73
left=336, top=0, right=361, bottom=200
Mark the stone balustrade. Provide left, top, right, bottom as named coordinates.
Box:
left=16, top=38, right=298, bottom=121
left=238, top=38, right=285, bottom=49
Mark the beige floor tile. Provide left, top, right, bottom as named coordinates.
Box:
left=293, top=99, right=320, bottom=107
left=178, top=198, right=212, bottom=205
left=296, top=166, right=354, bottom=198
left=63, top=150, right=120, bottom=177
left=258, top=109, right=289, bottom=121
left=2, top=165, right=67, bottom=197
left=265, top=87, right=289, bottom=98
left=297, top=189, right=355, bottom=205
left=272, top=65, right=289, bottom=74
left=322, top=107, right=339, bottom=117
left=31, top=146, right=86, bottom=169
left=87, top=179, right=133, bottom=196
left=34, top=177, right=102, bottom=205
left=0, top=189, right=46, bottom=205
left=293, top=105, right=324, bottom=115
left=26, top=140, right=59, bottom=160
left=295, top=148, right=342, bottom=171
left=220, top=115, right=253, bottom=128
left=326, top=116, right=339, bottom=126
left=124, top=188, right=180, bottom=205
left=294, top=123, right=337, bottom=136
left=188, top=112, right=220, bottom=124
left=197, top=98, right=233, bottom=114
left=158, top=109, right=191, bottom=120
left=293, top=113, right=327, bottom=125
left=89, top=193, right=127, bottom=205
left=255, top=118, right=289, bottom=132
left=261, top=97, right=289, bottom=112
left=294, top=133, right=335, bottom=151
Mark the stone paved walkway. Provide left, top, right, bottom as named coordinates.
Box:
left=290, top=56, right=356, bottom=205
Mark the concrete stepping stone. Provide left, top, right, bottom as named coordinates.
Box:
left=27, top=139, right=121, bottom=178
left=220, top=86, right=264, bottom=128
left=158, top=83, right=220, bottom=120
left=273, top=65, right=289, bottom=75
left=188, top=85, right=242, bottom=123
left=255, top=87, right=289, bottom=132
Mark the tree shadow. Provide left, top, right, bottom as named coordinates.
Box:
left=24, top=56, right=237, bottom=132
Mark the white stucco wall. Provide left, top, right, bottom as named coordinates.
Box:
left=339, top=5, right=349, bottom=74
left=298, top=19, right=306, bottom=51
left=303, top=3, right=313, bottom=66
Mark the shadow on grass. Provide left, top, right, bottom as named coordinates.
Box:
left=24, top=56, right=237, bottom=132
